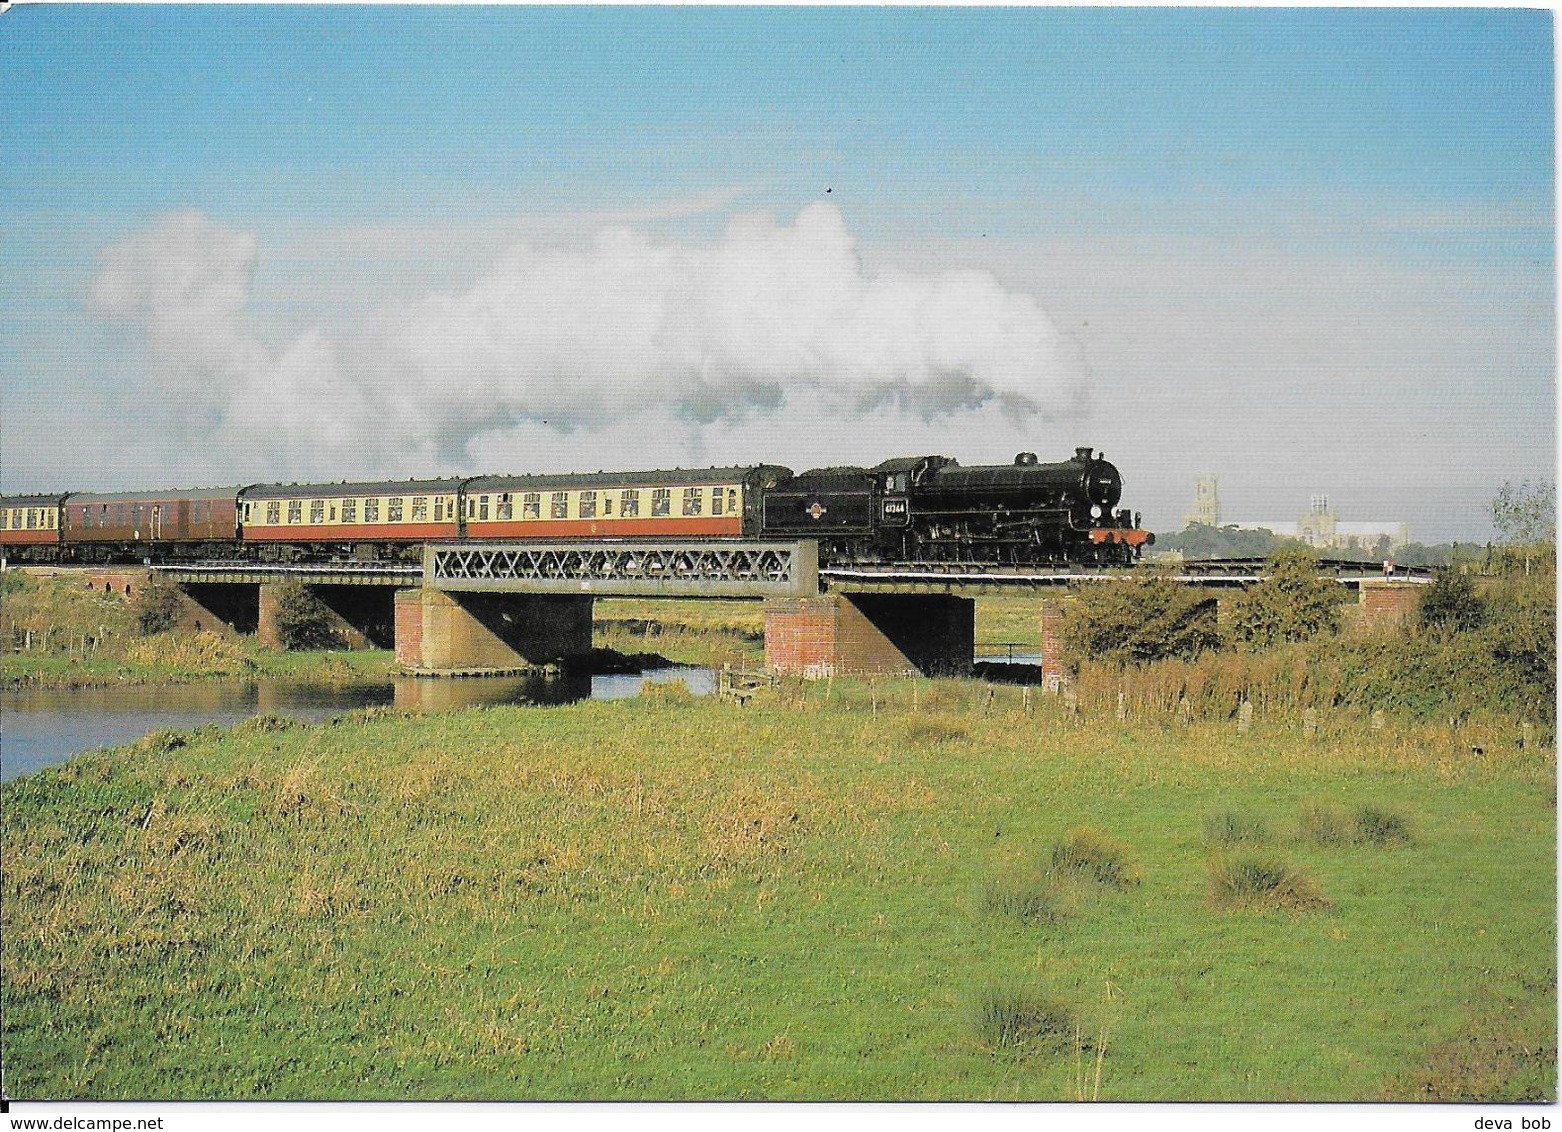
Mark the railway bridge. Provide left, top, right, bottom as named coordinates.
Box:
left=94, top=542, right=1429, bottom=678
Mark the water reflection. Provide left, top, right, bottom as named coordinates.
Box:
left=1, top=665, right=713, bottom=782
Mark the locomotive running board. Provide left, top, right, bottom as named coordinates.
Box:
left=425, top=540, right=820, bottom=598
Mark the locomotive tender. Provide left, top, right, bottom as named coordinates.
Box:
left=0, top=447, right=1150, bottom=568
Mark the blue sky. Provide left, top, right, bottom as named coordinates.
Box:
left=2, top=6, right=1553, bottom=540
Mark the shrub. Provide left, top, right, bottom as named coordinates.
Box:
left=128, top=577, right=183, bottom=636
left=1418, top=568, right=1486, bottom=634
left=269, top=580, right=340, bottom=651
left=1061, top=577, right=1220, bottom=669
left=1225, top=549, right=1345, bottom=650
left=1209, top=854, right=1330, bottom=912
left=1204, top=810, right=1268, bottom=846
left=974, top=989, right=1080, bottom=1052
left=1048, top=827, right=1138, bottom=889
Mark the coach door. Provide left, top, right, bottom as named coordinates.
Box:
left=150, top=504, right=164, bottom=541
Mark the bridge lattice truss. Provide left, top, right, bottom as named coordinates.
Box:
left=427, top=541, right=818, bottom=597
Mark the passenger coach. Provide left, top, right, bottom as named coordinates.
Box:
left=0, top=494, right=65, bottom=561
left=239, top=479, right=465, bottom=560
left=462, top=466, right=792, bottom=541
left=63, top=487, right=242, bottom=561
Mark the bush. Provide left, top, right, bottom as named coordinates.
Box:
left=1418, top=569, right=1486, bottom=634
left=130, top=578, right=184, bottom=636
left=1061, top=576, right=1220, bottom=669
left=1225, top=549, right=1344, bottom=650
left=269, top=581, right=340, bottom=651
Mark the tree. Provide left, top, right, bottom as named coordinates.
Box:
left=1225, top=548, right=1344, bottom=649
left=1492, top=479, right=1556, bottom=577
left=1417, top=567, right=1485, bottom=634
left=1061, top=576, right=1221, bottom=669
left=270, top=580, right=340, bottom=650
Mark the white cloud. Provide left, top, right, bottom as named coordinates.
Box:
left=86, top=202, right=1088, bottom=480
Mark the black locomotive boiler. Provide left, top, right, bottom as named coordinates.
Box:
left=760, top=447, right=1151, bottom=566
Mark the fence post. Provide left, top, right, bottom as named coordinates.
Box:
left=1237, top=700, right=1254, bottom=734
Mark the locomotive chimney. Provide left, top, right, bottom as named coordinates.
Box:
left=1074, top=446, right=1093, bottom=462
left=1014, top=452, right=1038, bottom=466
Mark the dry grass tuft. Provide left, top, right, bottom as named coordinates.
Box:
left=1049, top=827, right=1139, bottom=889
left=1387, top=1011, right=1557, bottom=1101
left=974, top=989, right=1082, bottom=1054
left=901, top=721, right=968, bottom=747
left=1299, top=801, right=1413, bottom=848
left=1209, top=853, right=1331, bottom=913
left=1204, top=810, right=1269, bottom=847
left=981, top=877, right=1067, bottom=925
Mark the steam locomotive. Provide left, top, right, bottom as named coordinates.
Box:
left=0, top=447, right=1150, bottom=568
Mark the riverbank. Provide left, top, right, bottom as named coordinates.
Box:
left=1, top=636, right=401, bottom=691
left=2, top=682, right=1552, bottom=1101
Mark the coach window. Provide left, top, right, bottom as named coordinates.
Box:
left=77, top=507, right=89, bottom=529
left=651, top=488, right=671, bottom=517
left=478, top=495, right=490, bottom=521
left=267, top=501, right=281, bottom=525
left=412, top=497, right=428, bottom=522
left=550, top=492, right=569, bottom=520
left=24, top=510, right=34, bottom=530
left=288, top=500, right=302, bottom=524
left=727, top=488, right=739, bottom=514
left=523, top=493, right=540, bottom=520
left=310, top=500, right=325, bottom=524
left=388, top=498, right=404, bottom=523
left=100, top=505, right=110, bottom=527
left=711, top=489, right=724, bottom=517
left=365, top=499, right=380, bottom=523
left=343, top=499, right=358, bottom=524
left=0, top=511, right=8, bottom=529
left=603, top=495, right=613, bottom=516
left=496, top=494, right=512, bottom=521
left=434, top=498, right=444, bottom=522
left=682, top=488, right=703, bottom=516
left=621, top=490, right=640, bottom=518
left=579, top=491, right=597, bottom=519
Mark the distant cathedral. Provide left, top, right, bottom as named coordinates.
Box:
left=1186, top=477, right=1409, bottom=551
left=1184, top=475, right=1221, bottom=528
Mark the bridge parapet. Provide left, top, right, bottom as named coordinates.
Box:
left=425, top=540, right=819, bottom=598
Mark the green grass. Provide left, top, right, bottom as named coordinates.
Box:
left=592, top=598, right=766, bottom=668
left=3, top=637, right=399, bottom=689
left=2, top=682, right=1554, bottom=1101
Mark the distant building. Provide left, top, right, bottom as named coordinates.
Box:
left=1226, top=491, right=1410, bottom=553
left=1184, top=475, right=1221, bottom=528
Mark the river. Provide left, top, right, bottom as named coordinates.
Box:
left=0, top=666, right=715, bottom=782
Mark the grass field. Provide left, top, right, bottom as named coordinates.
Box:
left=2, top=681, right=1553, bottom=1101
